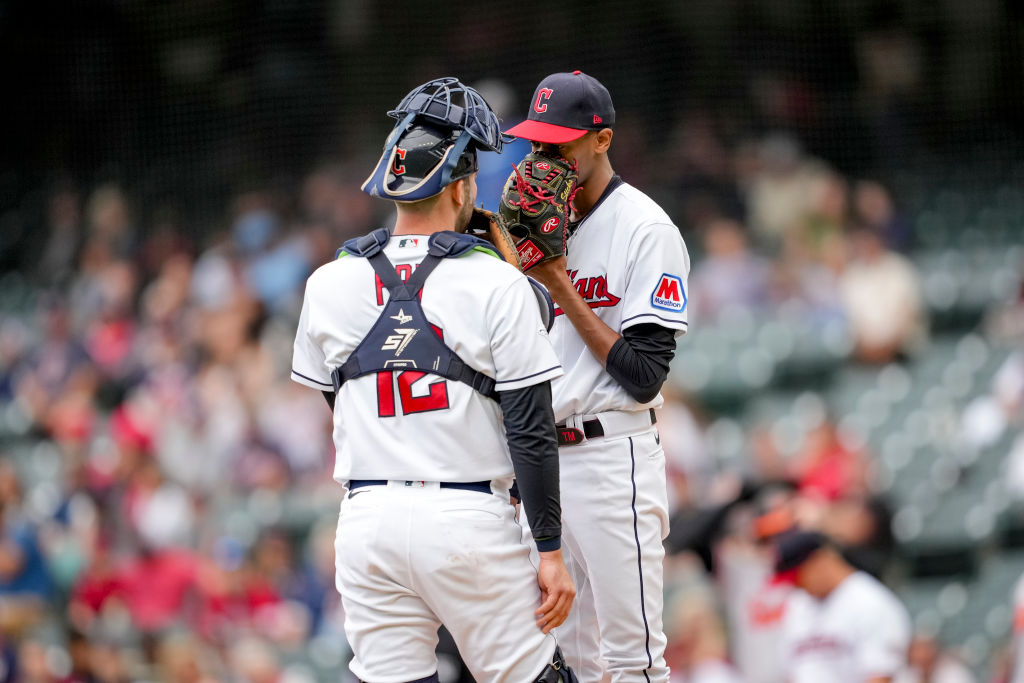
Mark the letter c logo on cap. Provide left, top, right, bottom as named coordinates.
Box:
left=534, top=88, right=554, bottom=114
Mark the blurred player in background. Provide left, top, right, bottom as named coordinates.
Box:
left=774, top=530, right=911, bottom=683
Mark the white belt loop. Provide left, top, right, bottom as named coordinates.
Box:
left=593, top=409, right=655, bottom=439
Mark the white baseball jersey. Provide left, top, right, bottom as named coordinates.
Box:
left=291, top=235, right=562, bottom=483
left=782, top=571, right=911, bottom=683
left=551, top=178, right=690, bottom=421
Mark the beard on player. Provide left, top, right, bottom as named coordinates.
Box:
left=454, top=175, right=476, bottom=233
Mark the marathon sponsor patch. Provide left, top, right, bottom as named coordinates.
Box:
left=650, top=273, right=686, bottom=312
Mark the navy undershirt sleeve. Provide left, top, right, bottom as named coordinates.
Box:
left=498, top=381, right=561, bottom=551
left=604, top=323, right=678, bottom=403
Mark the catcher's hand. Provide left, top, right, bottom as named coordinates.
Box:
left=466, top=207, right=521, bottom=268
left=499, top=151, right=578, bottom=271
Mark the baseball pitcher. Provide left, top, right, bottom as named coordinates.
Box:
left=503, top=71, right=692, bottom=683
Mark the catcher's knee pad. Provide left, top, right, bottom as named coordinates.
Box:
left=534, top=646, right=578, bottom=683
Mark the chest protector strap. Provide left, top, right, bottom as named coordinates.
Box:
left=330, top=238, right=498, bottom=401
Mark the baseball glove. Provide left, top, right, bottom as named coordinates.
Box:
left=499, top=152, right=579, bottom=271
left=466, top=207, right=521, bottom=268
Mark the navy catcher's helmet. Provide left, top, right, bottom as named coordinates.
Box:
left=362, top=77, right=507, bottom=202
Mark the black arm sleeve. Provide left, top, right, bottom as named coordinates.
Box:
left=498, top=381, right=561, bottom=552
left=604, top=323, right=678, bottom=403
left=322, top=391, right=335, bottom=411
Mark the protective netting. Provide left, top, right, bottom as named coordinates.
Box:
left=1, top=2, right=1024, bottom=681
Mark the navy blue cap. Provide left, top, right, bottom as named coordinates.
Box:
left=773, top=530, right=827, bottom=574
left=505, top=71, right=615, bottom=144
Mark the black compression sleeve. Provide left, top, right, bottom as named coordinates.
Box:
left=498, top=382, right=561, bottom=551
left=604, top=323, right=678, bottom=403
left=322, top=391, right=336, bottom=411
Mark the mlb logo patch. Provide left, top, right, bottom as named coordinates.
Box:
left=651, top=274, right=686, bottom=312
left=399, top=238, right=419, bottom=248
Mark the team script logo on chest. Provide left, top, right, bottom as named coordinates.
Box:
left=554, top=270, right=621, bottom=316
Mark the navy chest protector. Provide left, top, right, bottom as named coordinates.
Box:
left=330, top=229, right=499, bottom=400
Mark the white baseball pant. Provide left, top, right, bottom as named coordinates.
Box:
left=555, top=420, right=670, bottom=683
left=335, top=481, right=558, bottom=683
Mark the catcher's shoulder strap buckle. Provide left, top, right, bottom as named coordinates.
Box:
left=428, top=231, right=493, bottom=258
left=341, top=228, right=392, bottom=258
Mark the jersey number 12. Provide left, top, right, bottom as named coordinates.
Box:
left=376, top=371, right=449, bottom=417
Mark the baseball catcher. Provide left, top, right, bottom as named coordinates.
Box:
left=468, top=151, right=578, bottom=271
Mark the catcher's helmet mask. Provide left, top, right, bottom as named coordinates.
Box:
left=363, top=77, right=510, bottom=202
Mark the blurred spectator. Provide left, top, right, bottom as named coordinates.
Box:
left=791, top=171, right=849, bottom=264
left=666, top=112, right=744, bottom=231
left=773, top=230, right=848, bottom=326
left=37, top=452, right=99, bottom=594
left=111, top=546, right=202, bottom=634
left=0, top=467, right=53, bottom=634
left=855, top=20, right=924, bottom=160
left=37, top=184, right=83, bottom=287
left=894, top=634, right=976, bottom=683
left=960, top=350, right=1023, bottom=458
left=65, top=629, right=96, bottom=683
left=80, top=260, right=138, bottom=384
left=689, top=217, right=772, bottom=323
left=229, top=193, right=301, bottom=312
left=788, top=421, right=871, bottom=502
left=15, top=636, right=69, bottom=683
left=226, top=636, right=281, bottom=683
left=985, top=262, right=1024, bottom=343
left=853, top=180, right=913, bottom=253
left=743, top=133, right=830, bottom=250
left=0, top=319, right=30, bottom=403
left=775, top=530, right=911, bottom=683
left=657, top=387, right=715, bottom=514
left=14, top=298, right=97, bottom=441
left=250, top=530, right=326, bottom=633
left=122, top=457, right=195, bottom=550
left=86, top=639, right=133, bottom=683
left=664, top=586, right=745, bottom=683
left=1012, top=572, right=1024, bottom=683
left=84, top=186, right=135, bottom=261
left=838, top=226, right=926, bottom=364
left=153, top=631, right=222, bottom=683
left=195, top=539, right=280, bottom=643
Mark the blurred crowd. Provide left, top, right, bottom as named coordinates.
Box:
left=1, top=118, right=1023, bottom=683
